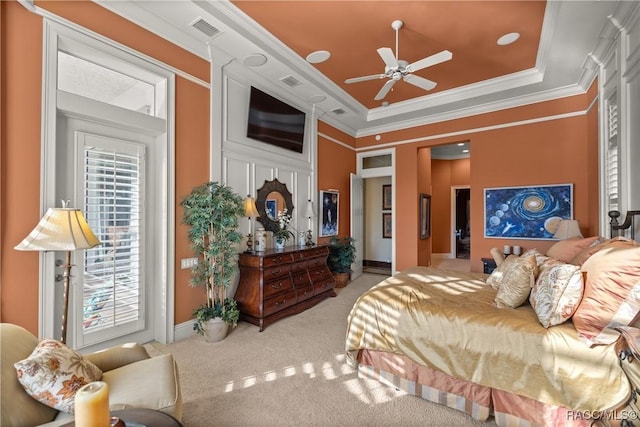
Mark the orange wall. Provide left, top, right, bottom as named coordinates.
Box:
left=358, top=91, right=598, bottom=273
left=417, top=148, right=432, bottom=266
left=317, top=122, right=356, bottom=245
left=1, top=1, right=211, bottom=333
left=431, top=158, right=470, bottom=253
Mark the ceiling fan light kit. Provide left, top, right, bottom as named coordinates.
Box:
left=345, top=19, right=453, bottom=101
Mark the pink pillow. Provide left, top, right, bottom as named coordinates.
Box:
left=573, top=244, right=640, bottom=346
left=546, top=236, right=600, bottom=263
left=570, top=236, right=635, bottom=266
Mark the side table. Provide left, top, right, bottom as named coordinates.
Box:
left=481, top=257, right=497, bottom=274
left=111, top=408, right=182, bottom=427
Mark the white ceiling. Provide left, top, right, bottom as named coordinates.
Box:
left=95, top=0, right=629, bottom=138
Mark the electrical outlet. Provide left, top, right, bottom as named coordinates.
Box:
left=181, top=258, right=198, bottom=269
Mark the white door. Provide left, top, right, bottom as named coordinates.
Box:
left=350, top=173, right=364, bottom=279
left=58, top=114, right=159, bottom=350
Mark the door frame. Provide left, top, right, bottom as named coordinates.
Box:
left=450, top=185, right=471, bottom=259
left=40, top=20, right=175, bottom=347
left=356, top=148, right=396, bottom=273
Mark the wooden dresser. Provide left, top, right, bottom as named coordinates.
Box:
left=235, top=245, right=336, bottom=331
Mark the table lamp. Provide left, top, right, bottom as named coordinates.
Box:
left=14, top=202, right=100, bottom=344
left=244, top=195, right=259, bottom=253
left=305, top=199, right=315, bottom=246
left=553, top=219, right=583, bottom=239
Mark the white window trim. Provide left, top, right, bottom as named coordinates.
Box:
left=40, top=19, right=176, bottom=345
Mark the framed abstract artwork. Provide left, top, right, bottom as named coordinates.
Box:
left=382, top=184, right=392, bottom=210
left=319, top=190, right=339, bottom=237
left=484, top=183, right=573, bottom=239
left=382, top=212, right=392, bottom=238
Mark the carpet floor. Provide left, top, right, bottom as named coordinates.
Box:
left=148, top=273, right=497, bottom=426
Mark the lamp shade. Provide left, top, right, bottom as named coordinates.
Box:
left=15, top=208, right=101, bottom=251
left=244, top=196, right=259, bottom=218
left=553, top=219, right=583, bottom=240
left=304, top=200, right=314, bottom=218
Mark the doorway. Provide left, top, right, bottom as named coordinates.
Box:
left=455, top=188, right=471, bottom=259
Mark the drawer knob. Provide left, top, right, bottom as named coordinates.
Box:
left=271, top=282, right=283, bottom=290
left=275, top=299, right=286, bottom=307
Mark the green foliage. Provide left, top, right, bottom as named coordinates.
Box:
left=327, top=236, right=356, bottom=274
left=192, top=299, right=240, bottom=335
left=181, top=182, right=244, bottom=329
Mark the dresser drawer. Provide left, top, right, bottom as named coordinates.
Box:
left=264, top=264, right=291, bottom=281
left=263, top=290, right=297, bottom=316
left=306, top=257, right=326, bottom=270
left=296, top=284, right=314, bottom=302
left=291, top=271, right=311, bottom=288
left=263, top=277, right=293, bottom=299
left=309, top=266, right=331, bottom=282
left=313, top=276, right=335, bottom=295
left=290, top=260, right=307, bottom=272
left=263, top=254, right=293, bottom=268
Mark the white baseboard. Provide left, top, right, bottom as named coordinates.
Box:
left=173, top=320, right=197, bottom=342
left=432, top=252, right=454, bottom=260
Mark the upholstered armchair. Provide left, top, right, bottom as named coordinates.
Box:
left=1, top=323, right=182, bottom=427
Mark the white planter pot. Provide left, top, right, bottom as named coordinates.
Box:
left=204, top=317, right=229, bottom=343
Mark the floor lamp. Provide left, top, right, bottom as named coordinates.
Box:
left=15, top=205, right=101, bottom=344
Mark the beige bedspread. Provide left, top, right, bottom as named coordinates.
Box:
left=345, top=266, right=630, bottom=411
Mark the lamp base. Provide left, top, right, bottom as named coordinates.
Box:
left=305, top=229, right=315, bottom=247
left=245, top=233, right=255, bottom=253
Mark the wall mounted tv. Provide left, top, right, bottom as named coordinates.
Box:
left=247, top=86, right=306, bottom=153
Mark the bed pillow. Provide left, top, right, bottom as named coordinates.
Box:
left=530, top=260, right=584, bottom=327
left=14, top=339, right=103, bottom=413
left=493, top=254, right=538, bottom=308
left=487, top=254, right=522, bottom=290
left=573, top=244, right=640, bottom=346
left=569, top=236, right=633, bottom=266
left=546, top=236, right=601, bottom=263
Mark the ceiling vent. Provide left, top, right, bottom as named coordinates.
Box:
left=331, top=108, right=346, bottom=115
left=190, top=17, right=221, bottom=39
left=280, top=75, right=302, bottom=87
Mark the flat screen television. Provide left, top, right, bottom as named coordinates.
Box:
left=247, top=86, right=306, bottom=153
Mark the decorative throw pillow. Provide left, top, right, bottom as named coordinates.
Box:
left=486, top=254, right=521, bottom=290
left=569, top=236, right=634, bottom=266
left=573, top=245, right=640, bottom=346
left=521, top=248, right=552, bottom=270
left=494, top=254, right=538, bottom=308
left=546, top=236, right=601, bottom=263
left=530, top=260, right=584, bottom=327
left=14, top=339, right=103, bottom=413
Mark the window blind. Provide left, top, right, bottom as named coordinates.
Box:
left=82, top=145, right=143, bottom=333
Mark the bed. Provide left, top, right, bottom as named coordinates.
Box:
left=345, top=210, right=640, bottom=426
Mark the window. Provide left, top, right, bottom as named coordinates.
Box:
left=606, top=96, right=620, bottom=211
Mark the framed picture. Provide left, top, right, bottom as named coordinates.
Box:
left=419, top=194, right=431, bottom=239
left=382, top=212, right=392, bottom=238
left=319, top=190, right=339, bottom=237
left=382, top=184, right=392, bottom=210
left=484, top=183, right=573, bottom=239
left=265, top=199, right=277, bottom=220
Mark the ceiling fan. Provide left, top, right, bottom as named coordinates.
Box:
left=345, top=20, right=453, bottom=101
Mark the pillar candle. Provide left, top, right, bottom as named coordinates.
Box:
left=74, top=381, right=110, bottom=427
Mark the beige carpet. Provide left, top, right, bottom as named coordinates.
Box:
left=148, top=273, right=497, bottom=426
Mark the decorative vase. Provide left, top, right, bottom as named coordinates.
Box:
left=298, top=231, right=306, bottom=247
left=275, top=237, right=286, bottom=250
left=204, top=317, right=229, bottom=343
left=255, top=228, right=267, bottom=252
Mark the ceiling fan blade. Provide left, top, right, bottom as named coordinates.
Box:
left=345, top=74, right=386, bottom=84
left=406, top=50, right=453, bottom=73
left=403, top=74, right=437, bottom=91
left=374, top=79, right=396, bottom=100
left=377, top=47, right=398, bottom=69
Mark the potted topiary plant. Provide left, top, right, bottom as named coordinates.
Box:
left=327, top=236, right=356, bottom=288
left=181, top=181, right=244, bottom=342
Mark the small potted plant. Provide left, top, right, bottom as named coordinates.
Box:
left=273, top=209, right=295, bottom=250
left=181, top=181, right=244, bottom=342
left=327, top=236, right=356, bottom=288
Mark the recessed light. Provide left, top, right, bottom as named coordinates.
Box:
left=497, top=32, right=520, bottom=46
left=306, top=50, right=331, bottom=64
left=308, top=95, right=326, bottom=103
left=242, top=53, right=267, bottom=67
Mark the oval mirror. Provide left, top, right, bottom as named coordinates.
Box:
left=255, top=179, right=294, bottom=233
